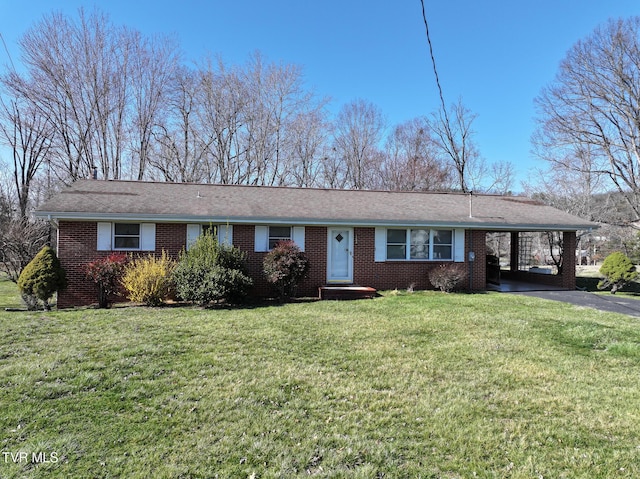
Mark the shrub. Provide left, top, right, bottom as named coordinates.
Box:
left=122, top=251, right=176, bottom=306
left=598, top=251, right=638, bottom=294
left=172, top=231, right=253, bottom=306
left=428, top=263, right=467, bottom=293
left=17, top=246, right=67, bottom=310
left=85, top=253, right=128, bottom=308
left=263, top=240, right=310, bottom=300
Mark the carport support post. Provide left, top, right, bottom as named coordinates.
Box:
left=510, top=232, right=520, bottom=273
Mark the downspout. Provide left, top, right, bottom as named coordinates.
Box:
left=47, top=215, right=59, bottom=253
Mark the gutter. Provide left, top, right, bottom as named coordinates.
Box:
left=34, top=211, right=598, bottom=233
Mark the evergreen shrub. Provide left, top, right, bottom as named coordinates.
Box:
left=598, top=251, right=638, bottom=294
left=17, top=246, right=67, bottom=310
left=172, top=232, right=252, bottom=306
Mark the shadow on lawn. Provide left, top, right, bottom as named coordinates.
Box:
left=576, top=276, right=640, bottom=295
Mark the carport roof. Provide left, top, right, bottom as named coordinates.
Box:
left=36, top=179, right=598, bottom=231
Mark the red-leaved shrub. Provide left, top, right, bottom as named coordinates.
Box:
left=85, top=253, right=128, bottom=308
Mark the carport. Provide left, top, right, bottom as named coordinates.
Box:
left=484, top=230, right=580, bottom=292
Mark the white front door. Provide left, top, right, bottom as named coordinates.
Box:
left=327, top=228, right=353, bottom=283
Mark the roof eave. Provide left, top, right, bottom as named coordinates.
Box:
left=35, top=211, right=597, bottom=231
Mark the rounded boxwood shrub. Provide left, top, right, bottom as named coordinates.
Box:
left=172, top=231, right=253, bottom=306
left=598, top=251, right=638, bottom=294
left=263, top=240, right=310, bottom=300
left=17, top=246, right=67, bottom=310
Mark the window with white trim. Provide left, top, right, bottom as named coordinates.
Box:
left=114, top=223, right=140, bottom=250
left=432, top=229, right=453, bottom=259
left=268, top=226, right=292, bottom=249
left=98, top=222, right=156, bottom=251
left=186, top=224, right=233, bottom=250
left=385, top=228, right=453, bottom=260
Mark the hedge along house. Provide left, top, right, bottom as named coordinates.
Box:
left=35, top=179, right=597, bottom=308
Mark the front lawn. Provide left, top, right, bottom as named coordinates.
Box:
left=1, top=283, right=639, bottom=478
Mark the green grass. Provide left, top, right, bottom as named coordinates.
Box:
left=1, top=282, right=640, bottom=478
left=0, top=275, right=23, bottom=309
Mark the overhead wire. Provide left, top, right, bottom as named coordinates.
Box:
left=420, top=0, right=450, bottom=126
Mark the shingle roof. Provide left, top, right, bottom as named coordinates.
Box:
left=35, top=179, right=597, bottom=231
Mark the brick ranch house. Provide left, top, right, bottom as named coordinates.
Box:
left=35, top=179, right=597, bottom=308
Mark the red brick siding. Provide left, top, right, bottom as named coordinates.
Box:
left=236, top=225, right=327, bottom=297
left=468, top=230, right=487, bottom=291
left=352, top=227, right=483, bottom=291
left=57, top=222, right=98, bottom=308
left=56, top=221, right=510, bottom=307
left=56, top=222, right=187, bottom=308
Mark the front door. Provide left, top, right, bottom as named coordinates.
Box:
left=327, top=228, right=353, bottom=283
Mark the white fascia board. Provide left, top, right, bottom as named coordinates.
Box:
left=34, top=211, right=595, bottom=232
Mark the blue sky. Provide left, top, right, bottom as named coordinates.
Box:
left=1, top=0, right=639, bottom=188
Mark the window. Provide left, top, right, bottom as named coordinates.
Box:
left=410, top=229, right=429, bottom=259
left=433, top=230, right=453, bottom=259
left=255, top=226, right=305, bottom=252
left=385, top=228, right=453, bottom=260
left=186, top=224, right=233, bottom=250
left=114, top=223, right=140, bottom=249
left=97, top=222, right=155, bottom=251
left=386, top=229, right=407, bottom=259
left=268, top=226, right=292, bottom=249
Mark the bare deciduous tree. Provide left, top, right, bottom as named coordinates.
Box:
left=381, top=117, right=450, bottom=191
left=428, top=98, right=483, bottom=193
left=197, top=57, right=246, bottom=184
left=285, top=109, right=330, bottom=187
left=4, top=8, right=180, bottom=183
left=149, top=67, right=209, bottom=183
left=484, top=160, right=516, bottom=195
left=0, top=217, right=49, bottom=282
left=534, top=16, right=640, bottom=223
left=0, top=97, right=53, bottom=218
left=241, top=53, right=323, bottom=186
left=333, top=99, right=385, bottom=190
left=129, top=32, right=180, bottom=180
left=8, top=9, right=121, bottom=180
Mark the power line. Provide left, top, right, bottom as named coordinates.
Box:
left=420, top=0, right=450, bottom=124
left=0, top=32, right=16, bottom=73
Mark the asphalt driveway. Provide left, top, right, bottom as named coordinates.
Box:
left=515, top=290, right=640, bottom=317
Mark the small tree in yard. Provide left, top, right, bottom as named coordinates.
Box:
left=121, top=251, right=176, bottom=306
left=172, top=231, right=253, bottom=306
left=17, top=246, right=67, bottom=310
left=598, top=251, right=638, bottom=294
left=85, top=253, right=128, bottom=308
left=428, top=263, right=467, bottom=293
left=263, top=240, right=310, bottom=301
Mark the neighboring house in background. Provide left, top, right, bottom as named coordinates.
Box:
left=35, top=179, right=597, bottom=308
